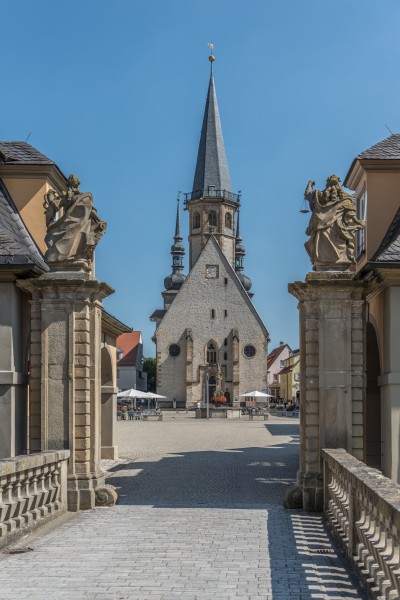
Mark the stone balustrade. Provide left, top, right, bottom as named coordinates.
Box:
left=323, top=449, right=400, bottom=599
left=0, top=450, right=69, bottom=548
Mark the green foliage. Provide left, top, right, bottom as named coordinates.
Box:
left=143, top=357, right=156, bottom=392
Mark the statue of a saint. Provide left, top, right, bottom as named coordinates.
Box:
left=304, top=175, right=364, bottom=271
left=44, top=174, right=106, bottom=266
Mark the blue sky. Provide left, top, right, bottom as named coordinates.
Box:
left=2, top=1, right=400, bottom=355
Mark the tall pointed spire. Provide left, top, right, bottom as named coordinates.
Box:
left=192, top=50, right=231, bottom=195
left=235, top=209, right=252, bottom=292
left=164, top=197, right=186, bottom=292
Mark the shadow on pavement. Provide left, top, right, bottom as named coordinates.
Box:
left=268, top=511, right=368, bottom=599
left=107, top=423, right=300, bottom=509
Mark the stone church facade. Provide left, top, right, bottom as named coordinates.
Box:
left=151, top=59, right=268, bottom=408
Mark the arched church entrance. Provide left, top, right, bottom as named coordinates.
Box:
left=365, top=322, right=381, bottom=470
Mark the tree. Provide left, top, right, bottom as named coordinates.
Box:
left=143, top=357, right=156, bottom=392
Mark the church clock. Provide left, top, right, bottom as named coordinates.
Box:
left=206, top=264, right=219, bottom=279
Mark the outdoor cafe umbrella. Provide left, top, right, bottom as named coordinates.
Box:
left=239, top=390, right=273, bottom=405
left=117, top=389, right=151, bottom=398
left=145, top=392, right=167, bottom=399
left=239, top=391, right=273, bottom=398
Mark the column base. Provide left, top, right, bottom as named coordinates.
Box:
left=67, top=473, right=117, bottom=511
left=284, top=470, right=323, bottom=512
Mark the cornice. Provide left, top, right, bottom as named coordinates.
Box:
left=344, top=158, right=400, bottom=190
left=17, top=275, right=114, bottom=303
left=101, top=308, right=132, bottom=336
left=0, top=164, right=67, bottom=192
left=288, top=273, right=369, bottom=302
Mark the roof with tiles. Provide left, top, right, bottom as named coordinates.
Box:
left=357, top=134, right=400, bottom=160
left=0, top=141, right=54, bottom=165
left=0, top=180, right=48, bottom=272
left=370, top=207, right=400, bottom=263
left=117, top=331, right=142, bottom=367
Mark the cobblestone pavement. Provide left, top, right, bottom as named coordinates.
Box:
left=0, top=413, right=367, bottom=600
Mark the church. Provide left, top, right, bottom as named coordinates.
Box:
left=151, top=55, right=269, bottom=409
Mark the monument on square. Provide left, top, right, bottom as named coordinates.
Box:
left=286, top=176, right=367, bottom=511
left=19, top=174, right=117, bottom=511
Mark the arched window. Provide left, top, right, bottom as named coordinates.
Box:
left=225, top=212, right=232, bottom=229
left=208, top=211, right=217, bottom=227
left=207, top=342, right=217, bottom=364
left=193, top=211, right=200, bottom=229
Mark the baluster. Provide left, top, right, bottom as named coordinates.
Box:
left=52, top=464, right=62, bottom=510
left=30, top=472, right=41, bottom=521
left=0, top=476, right=9, bottom=538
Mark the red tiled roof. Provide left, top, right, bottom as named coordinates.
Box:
left=117, top=331, right=141, bottom=367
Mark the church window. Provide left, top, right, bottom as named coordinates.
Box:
left=207, top=342, right=217, bottom=364
left=193, top=211, right=200, bottom=229
left=224, top=310, right=228, bottom=317
left=224, top=338, right=228, bottom=346
left=208, top=211, right=217, bottom=226
left=225, top=212, right=232, bottom=229
left=169, top=344, right=181, bottom=357
left=224, top=277, right=228, bottom=286
left=210, top=309, right=215, bottom=319
left=224, top=352, right=227, bottom=361
left=244, top=345, right=256, bottom=358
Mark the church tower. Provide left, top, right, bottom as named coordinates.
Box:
left=185, top=59, right=241, bottom=271
left=151, top=49, right=268, bottom=409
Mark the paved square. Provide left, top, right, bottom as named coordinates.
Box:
left=0, top=414, right=367, bottom=599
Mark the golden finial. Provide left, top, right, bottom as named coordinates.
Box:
left=208, top=42, right=215, bottom=63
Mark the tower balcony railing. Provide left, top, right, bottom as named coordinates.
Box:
left=184, top=189, right=241, bottom=204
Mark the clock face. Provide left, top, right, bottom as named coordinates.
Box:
left=206, top=264, right=219, bottom=279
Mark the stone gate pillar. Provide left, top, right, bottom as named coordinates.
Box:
left=286, top=175, right=369, bottom=511
left=18, top=174, right=117, bottom=511
left=288, top=273, right=368, bottom=511
left=19, top=272, right=114, bottom=511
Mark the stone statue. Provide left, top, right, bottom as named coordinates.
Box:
left=44, top=174, right=106, bottom=266
left=304, top=175, right=364, bottom=271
